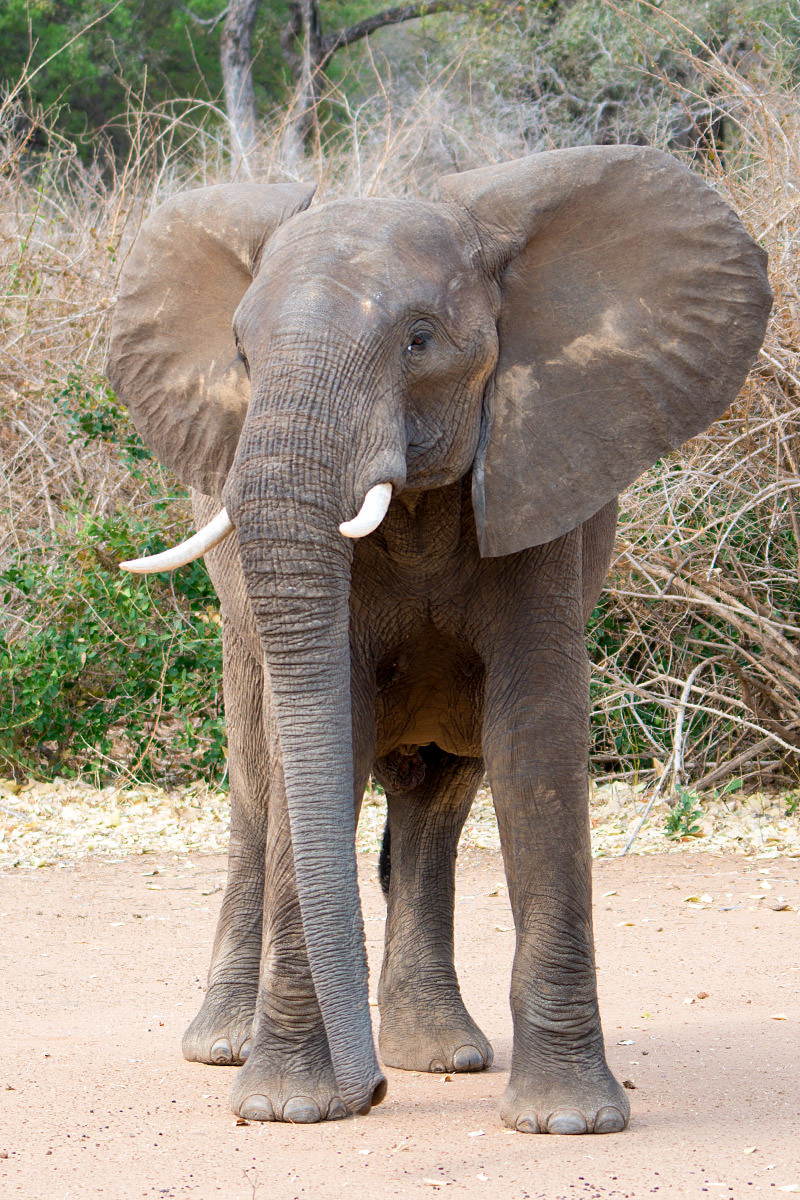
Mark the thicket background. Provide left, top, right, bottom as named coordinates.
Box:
left=2, top=0, right=800, bottom=802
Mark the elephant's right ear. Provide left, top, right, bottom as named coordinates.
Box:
left=107, top=182, right=315, bottom=497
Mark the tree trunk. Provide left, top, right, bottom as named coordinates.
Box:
left=279, top=0, right=461, bottom=165
left=219, top=0, right=465, bottom=169
left=221, top=0, right=262, bottom=175
left=280, top=0, right=325, bottom=168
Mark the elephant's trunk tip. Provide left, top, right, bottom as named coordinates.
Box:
left=120, top=508, right=234, bottom=574
left=345, top=1071, right=388, bottom=1116
left=339, top=483, right=392, bottom=539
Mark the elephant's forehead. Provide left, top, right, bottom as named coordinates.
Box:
left=260, top=198, right=476, bottom=294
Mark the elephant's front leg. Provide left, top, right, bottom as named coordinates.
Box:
left=230, top=654, right=377, bottom=1122
left=182, top=624, right=267, bottom=1066
left=482, top=541, right=629, bottom=1136
left=228, top=727, right=347, bottom=1124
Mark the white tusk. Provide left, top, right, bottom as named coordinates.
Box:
left=120, top=508, right=234, bottom=574
left=339, top=483, right=393, bottom=539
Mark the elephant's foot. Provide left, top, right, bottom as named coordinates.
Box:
left=379, top=993, right=493, bottom=1073
left=500, top=1060, right=630, bottom=1135
left=182, top=982, right=256, bottom=1066
left=230, top=1026, right=346, bottom=1123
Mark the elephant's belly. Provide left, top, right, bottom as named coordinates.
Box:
left=374, top=627, right=484, bottom=759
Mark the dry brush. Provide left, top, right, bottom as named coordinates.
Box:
left=0, top=24, right=798, bottom=793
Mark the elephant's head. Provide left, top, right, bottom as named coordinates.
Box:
left=106, top=148, right=771, bottom=1113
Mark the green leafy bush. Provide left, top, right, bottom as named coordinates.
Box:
left=0, top=374, right=225, bottom=784
left=664, top=787, right=704, bottom=840
left=587, top=592, right=670, bottom=778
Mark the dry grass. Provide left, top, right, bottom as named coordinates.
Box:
left=589, top=52, right=800, bottom=796
left=0, top=81, right=260, bottom=572
left=1, top=13, right=800, bottom=799
left=1, top=95, right=140, bottom=564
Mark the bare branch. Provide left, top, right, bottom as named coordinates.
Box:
left=178, top=4, right=229, bottom=31
left=319, top=2, right=467, bottom=70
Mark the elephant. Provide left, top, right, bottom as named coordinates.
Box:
left=106, top=145, right=771, bottom=1132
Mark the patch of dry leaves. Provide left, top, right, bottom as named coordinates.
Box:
left=1, top=776, right=798, bottom=871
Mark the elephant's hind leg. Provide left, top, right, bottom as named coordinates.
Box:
left=182, top=623, right=267, bottom=1067
left=376, top=746, right=493, bottom=1074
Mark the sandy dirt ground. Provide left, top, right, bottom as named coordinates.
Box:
left=2, top=848, right=799, bottom=1200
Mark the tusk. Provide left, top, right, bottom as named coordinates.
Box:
left=120, top=508, right=234, bottom=574
left=339, top=483, right=392, bottom=539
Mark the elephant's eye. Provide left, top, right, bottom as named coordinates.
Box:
left=405, top=326, right=433, bottom=356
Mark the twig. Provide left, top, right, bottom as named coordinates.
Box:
left=621, top=752, right=674, bottom=856
left=693, top=735, right=778, bottom=793
left=671, top=658, right=724, bottom=788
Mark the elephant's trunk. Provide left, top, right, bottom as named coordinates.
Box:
left=237, top=509, right=384, bottom=1113
left=224, top=373, right=400, bottom=1114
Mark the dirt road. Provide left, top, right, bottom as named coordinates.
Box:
left=2, top=849, right=799, bottom=1199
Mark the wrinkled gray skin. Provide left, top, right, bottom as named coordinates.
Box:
left=107, top=147, right=771, bottom=1131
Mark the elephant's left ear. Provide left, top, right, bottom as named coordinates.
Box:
left=439, top=147, right=772, bottom=558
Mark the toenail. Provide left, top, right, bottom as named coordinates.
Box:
left=210, top=1038, right=232, bottom=1064
left=283, top=1096, right=322, bottom=1124
left=328, top=1099, right=348, bottom=1120
left=239, top=1039, right=251, bottom=1061
left=240, top=1094, right=274, bottom=1122
left=515, top=1115, right=540, bottom=1134
left=429, top=1059, right=447, bottom=1073
left=595, top=1105, right=626, bottom=1133
left=547, top=1108, right=588, bottom=1135
left=453, top=1045, right=484, bottom=1072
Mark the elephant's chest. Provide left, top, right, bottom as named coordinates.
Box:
left=373, top=625, right=484, bottom=759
